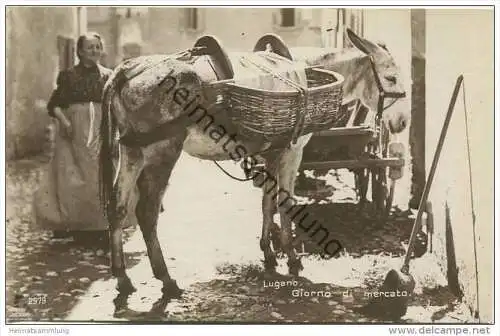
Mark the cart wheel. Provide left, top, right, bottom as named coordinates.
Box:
left=370, top=120, right=395, bottom=219
left=371, top=167, right=395, bottom=219
left=354, top=168, right=370, bottom=211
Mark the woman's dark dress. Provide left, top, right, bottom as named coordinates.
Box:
left=33, top=62, right=125, bottom=231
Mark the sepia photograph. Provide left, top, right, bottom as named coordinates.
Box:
left=2, top=2, right=497, bottom=334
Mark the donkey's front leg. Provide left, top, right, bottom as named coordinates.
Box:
left=261, top=189, right=278, bottom=272
left=277, top=135, right=312, bottom=276
left=258, top=153, right=283, bottom=273
left=276, top=190, right=303, bottom=276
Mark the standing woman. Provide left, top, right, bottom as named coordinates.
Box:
left=33, top=32, right=118, bottom=245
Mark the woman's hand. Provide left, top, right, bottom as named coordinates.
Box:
left=53, top=107, right=73, bottom=139
left=61, top=120, right=73, bottom=139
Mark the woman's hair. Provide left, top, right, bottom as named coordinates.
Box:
left=76, top=32, right=104, bottom=60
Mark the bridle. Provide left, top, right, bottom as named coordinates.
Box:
left=368, top=55, right=406, bottom=128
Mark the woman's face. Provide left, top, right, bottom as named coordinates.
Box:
left=79, top=37, right=103, bottom=64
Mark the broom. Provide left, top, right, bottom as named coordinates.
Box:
left=359, top=75, right=465, bottom=320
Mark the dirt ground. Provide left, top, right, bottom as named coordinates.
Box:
left=5, top=152, right=473, bottom=323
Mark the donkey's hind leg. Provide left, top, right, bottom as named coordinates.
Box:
left=135, top=133, right=185, bottom=299
left=111, top=145, right=144, bottom=295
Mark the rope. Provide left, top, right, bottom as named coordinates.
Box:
left=462, top=79, right=480, bottom=322
left=212, top=160, right=257, bottom=182
left=383, top=96, right=399, bottom=111
left=239, top=55, right=308, bottom=94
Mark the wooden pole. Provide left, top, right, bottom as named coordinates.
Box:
left=402, top=75, right=464, bottom=270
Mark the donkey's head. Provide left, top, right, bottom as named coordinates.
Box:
left=346, top=28, right=409, bottom=134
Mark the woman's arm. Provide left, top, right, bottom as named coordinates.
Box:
left=52, top=107, right=71, bottom=128
left=47, top=70, right=69, bottom=119
left=47, top=70, right=72, bottom=136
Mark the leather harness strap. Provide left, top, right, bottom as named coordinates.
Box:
left=368, top=55, right=406, bottom=125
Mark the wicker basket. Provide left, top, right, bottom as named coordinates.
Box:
left=224, top=67, right=345, bottom=142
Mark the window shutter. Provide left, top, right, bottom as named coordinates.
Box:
left=180, top=8, right=204, bottom=31
left=188, top=8, right=197, bottom=30
left=294, top=8, right=301, bottom=25
left=279, top=8, right=296, bottom=27
left=272, top=10, right=282, bottom=26
left=353, top=9, right=365, bottom=36
left=57, top=35, right=75, bottom=70
left=337, top=9, right=346, bottom=48
left=196, top=8, right=206, bottom=31
left=345, top=9, right=365, bottom=37
left=178, top=8, right=186, bottom=30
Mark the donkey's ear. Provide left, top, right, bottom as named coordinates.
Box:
left=346, top=28, right=380, bottom=55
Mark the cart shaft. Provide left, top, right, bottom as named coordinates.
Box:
left=301, top=157, right=404, bottom=170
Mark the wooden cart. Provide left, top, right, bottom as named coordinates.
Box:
left=252, top=33, right=406, bottom=218
left=297, top=99, right=405, bottom=218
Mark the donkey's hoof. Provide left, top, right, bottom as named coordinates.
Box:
left=162, top=279, right=183, bottom=299
left=288, top=259, right=304, bottom=276
left=270, top=222, right=282, bottom=252
left=116, top=277, right=137, bottom=295
left=263, top=256, right=278, bottom=273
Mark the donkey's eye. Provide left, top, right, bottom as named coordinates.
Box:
left=385, top=75, right=397, bottom=84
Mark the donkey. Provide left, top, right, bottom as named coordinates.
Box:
left=97, top=29, right=409, bottom=298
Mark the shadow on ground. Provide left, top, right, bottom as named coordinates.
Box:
left=5, top=155, right=141, bottom=322
left=105, top=261, right=462, bottom=323
left=297, top=202, right=414, bottom=257
left=92, top=204, right=463, bottom=324
left=5, top=155, right=468, bottom=323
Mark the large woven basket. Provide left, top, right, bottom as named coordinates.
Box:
left=224, top=67, right=345, bottom=142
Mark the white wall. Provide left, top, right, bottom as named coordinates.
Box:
left=363, top=8, right=494, bottom=322
left=426, top=9, right=494, bottom=322
left=139, top=8, right=323, bottom=56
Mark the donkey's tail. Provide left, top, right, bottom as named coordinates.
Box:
left=98, top=74, right=120, bottom=220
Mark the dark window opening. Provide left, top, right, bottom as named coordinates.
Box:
left=280, top=8, right=295, bottom=27
left=187, top=8, right=198, bottom=30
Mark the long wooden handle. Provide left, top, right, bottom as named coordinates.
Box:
left=402, top=75, right=464, bottom=270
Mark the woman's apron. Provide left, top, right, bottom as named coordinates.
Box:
left=32, top=102, right=136, bottom=231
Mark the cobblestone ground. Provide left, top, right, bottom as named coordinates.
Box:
left=5, top=152, right=472, bottom=323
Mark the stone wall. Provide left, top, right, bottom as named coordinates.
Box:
left=6, top=7, right=75, bottom=159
